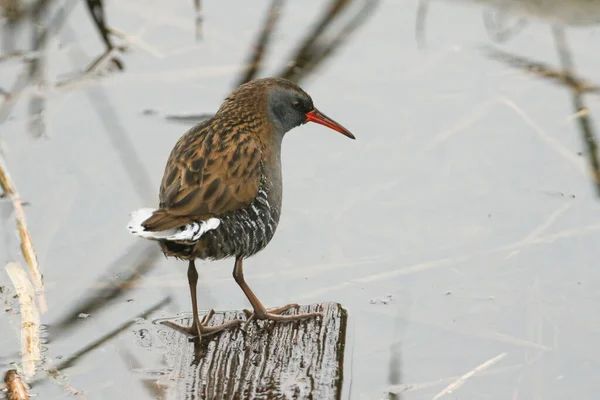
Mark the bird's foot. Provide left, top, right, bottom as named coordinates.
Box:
left=242, top=303, right=322, bottom=330
left=162, top=309, right=244, bottom=340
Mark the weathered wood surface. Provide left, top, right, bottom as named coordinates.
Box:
left=157, top=302, right=348, bottom=400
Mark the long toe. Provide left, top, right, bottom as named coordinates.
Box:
left=259, top=310, right=323, bottom=322
left=162, top=314, right=244, bottom=338
left=198, top=318, right=244, bottom=335
left=251, top=304, right=322, bottom=322
left=266, top=303, right=299, bottom=315
left=161, top=320, right=202, bottom=337
left=200, top=309, right=216, bottom=325
left=242, top=303, right=298, bottom=321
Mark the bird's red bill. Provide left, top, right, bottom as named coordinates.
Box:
left=306, top=109, right=355, bottom=139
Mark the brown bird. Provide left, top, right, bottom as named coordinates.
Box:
left=128, top=77, right=355, bottom=339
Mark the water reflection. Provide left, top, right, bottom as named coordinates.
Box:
left=1, top=0, right=600, bottom=399
left=418, top=0, right=600, bottom=46
left=484, top=28, right=600, bottom=197
left=417, top=0, right=600, bottom=199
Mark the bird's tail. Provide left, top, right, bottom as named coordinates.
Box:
left=127, top=208, right=221, bottom=242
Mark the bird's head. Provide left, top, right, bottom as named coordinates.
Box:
left=218, top=78, right=355, bottom=141
left=266, top=79, right=355, bottom=139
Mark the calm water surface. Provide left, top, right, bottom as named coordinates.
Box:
left=1, top=0, right=600, bottom=399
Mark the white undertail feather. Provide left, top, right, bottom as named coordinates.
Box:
left=127, top=208, right=220, bottom=242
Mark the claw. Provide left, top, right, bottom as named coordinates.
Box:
left=241, top=312, right=256, bottom=332
left=200, top=309, right=215, bottom=325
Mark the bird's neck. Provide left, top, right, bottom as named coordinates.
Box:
left=260, top=135, right=283, bottom=212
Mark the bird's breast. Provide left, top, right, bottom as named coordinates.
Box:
left=193, top=171, right=281, bottom=259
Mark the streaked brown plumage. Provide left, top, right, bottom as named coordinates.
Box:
left=142, top=122, right=262, bottom=232
left=128, top=77, right=355, bottom=339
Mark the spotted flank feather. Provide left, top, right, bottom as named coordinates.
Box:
left=128, top=208, right=220, bottom=242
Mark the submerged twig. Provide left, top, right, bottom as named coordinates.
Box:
left=277, top=0, right=349, bottom=82
left=432, top=353, right=507, bottom=399
left=552, top=26, right=600, bottom=196
left=26, top=0, right=48, bottom=138
left=277, top=0, right=379, bottom=84
left=30, top=298, right=170, bottom=396
left=107, top=26, right=164, bottom=58
left=235, top=0, right=284, bottom=87
left=292, top=0, right=379, bottom=80
left=50, top=297, right=171, bottom=373
left=388, top=364, right=520, bottom=395
left=164, top=113, right=214, bottom=124
left=0, top=0, right=79, bottom=126
left=484, top=27, right=600, bottom=199
left=54, top=23, right=124, bottom=90
left=168, top=0, right=284, bottom=123
left=49, top=241, right=161, bottom=338
left=415, top=0, right=429, bottom=48
left=74, top=0, right=127, bottom=79
left=168, top=0, right=376, bottom=123
left=194, top=0, right=202, bottom=40
left=84, top=0, right=115, bottom=52
left=0, top=155, right=46, bottom=313
left=5, top=262, right=41, bottom=378
left=387, top=342, right=402, bottom=400
left=484, top=46, right=600, bottom=94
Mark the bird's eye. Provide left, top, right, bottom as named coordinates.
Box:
left=292, top=101, right=301, bottom=109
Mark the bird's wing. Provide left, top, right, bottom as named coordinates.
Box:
left=142, top=121, right=261, bottom=231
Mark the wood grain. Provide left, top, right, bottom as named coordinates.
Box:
left=157, top=302, right=348, bottom=400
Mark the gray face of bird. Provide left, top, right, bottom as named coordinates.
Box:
left=268, top=86, right=356, bottom=140
left=268, top=87, right=314, bottom=136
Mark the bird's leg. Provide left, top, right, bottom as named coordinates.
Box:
left=232, top=256, right=322, bottom=326
left=162, top=260, right=243, bottom=338
left=186, top=259, right=204, bottom=337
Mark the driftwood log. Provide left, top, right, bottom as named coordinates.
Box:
left=157, top=302, right=348, bottom=400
